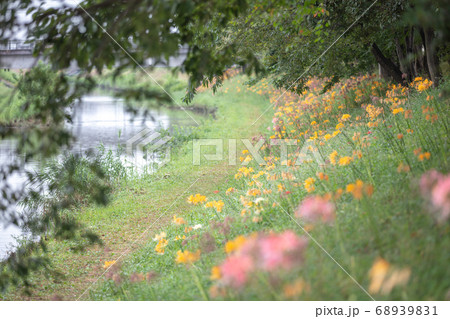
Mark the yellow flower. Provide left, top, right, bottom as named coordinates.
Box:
left=225, top=235, right=246, bottom=254
left=152, top=231, right=167, bottom=241
left=304, top=177, right=315, bottom=193
left=103, top=260, right=116, bottom=269
left=368, top=258, right=411, bottom=295
left=173, top=215, right=187, bottom=225
left=155, top=238, right=168, bottom=254
left=335, top=123, right=344, bottom=130
left=187, top=194, right=207, bottom=205
left=392, top=107, right=404, bottom=115
left=341, top=114, right=351, bottom=121
left=329, top=150, right=338, bottom=165
left=368, top=258, right=390, bottom=294
left=175, top=250, right=201, bottom=264
left=225, top=187, right=235, bottom=195
left=174, top=235, right=186, bottom=241
left=205, top=200, right=225, bottom=212
left=338, top=156, right=353, bottom=166
left=247, top=188, right=261, bottom=196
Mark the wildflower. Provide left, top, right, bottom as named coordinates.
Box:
left=420, top=170, right=450, bottom=222
left=173, top=215, right=186, bottom=225
left=338, top=156, right=353, bottom=166
left=397, top=162, right=410, bottom=173
left=220, top=254, right=254, bottom=288
left=175, top=250, right=201, bottom=264
left=103, top=260, right=116, bottom=269
left=397, top=133, right=403, bottom=139
left=129, top=272, right=146, bottom=283
left=295, top=196, right=335, bottom=224
left=277, top=183, right=285, bottom=192
left=431, top=176, right=450, bottom=222
left=418, top=152, right=431, bottom=161
left=404, top=110, right=413, bottom=119
left=225, top=235, right=247, bottom=254
left=192, top=224, right=202, bottom=230
left=205, top=200, right=225, bottom=213
left=184, top=226, right=193, bottom=233
left=257, top=231, right=308, bottom=271
left=340, top=114, right=351, bottom=121
left=174, top=235, right=186, bottom=241
left=284, top=278, right=308, bottom=299
left=210, top=266, right=221, bottom=280
left=225, top=187, right=235, bottom=195
left=368, top=258, right=390, bottom=294
left=187, top=193, right=207, bottom=205
left=152, top=231, right=167, bottom=241
left=329, top=150, right=338, bottom=165
left=317, top=172, right=329, bottom=181
left=368, top=258, right=411, bottom=295
left=304, top=177, right=315, bottom=193
left=392, top=107, right=404, bottom=115
left=247, top=188, right=261, bottom=196
left=346, top=180, right=373, bottom=200
left=155, top=238, right=168, bottom=254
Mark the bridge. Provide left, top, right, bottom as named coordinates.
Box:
left=0, top=41, right=188, bottom=70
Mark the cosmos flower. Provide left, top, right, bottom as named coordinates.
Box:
left=295, top=196, right=336, bottom=224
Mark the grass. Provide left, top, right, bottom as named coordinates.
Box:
left=2, top=72, right=270, bottom=300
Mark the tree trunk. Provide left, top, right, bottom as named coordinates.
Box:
left=405, top=27, right=416, bottom=81
left=395, top=37, right=408, bottom=78
left=371, top=43, right=404, bottom=83
left=419, top=28, right=432, bottom=79
left=423, top=28, right=441, bottom=86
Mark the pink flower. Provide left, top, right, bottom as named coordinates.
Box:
left=220, top=254, right=254, bottom=288
left=420, top=170, right=450, bottom=223
left=431, top=176, right=450, bottom=223
left=272, top=117, right=278, bottom=124
left=217, top=231, right=308, bottom=288
left=420, top=170, right=443, bottom=197
left=258, top=231, right=308, bottom=271
left=295, top=196, right=336, bottom=223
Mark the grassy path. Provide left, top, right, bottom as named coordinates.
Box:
left=6, top=76, right=270, bottom=300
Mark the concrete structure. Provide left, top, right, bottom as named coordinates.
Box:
left=0, top=41, right=189, bottom=70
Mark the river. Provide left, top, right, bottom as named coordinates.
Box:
left=0, top=95, right=199, bottom=259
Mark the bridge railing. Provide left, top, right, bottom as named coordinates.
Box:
left=0, top=40, right=35, bottom=51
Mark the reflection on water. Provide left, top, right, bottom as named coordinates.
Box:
left=0, top=95, right=198, bottom=259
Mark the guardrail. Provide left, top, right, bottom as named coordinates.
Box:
left=0, top=41, right=34, bottom=51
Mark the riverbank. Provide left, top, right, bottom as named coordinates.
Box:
left=86, top=75, right=449, bottom=301
left=3, top=73, right=450, bottom=301
left=2, top=73, right=271, bottom=300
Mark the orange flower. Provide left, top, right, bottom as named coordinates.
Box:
left=210, top=266, right=221, bottom=280
left=225, top=235, right=246, bottom=254
left=175, top=250, right=201, bottom=264
left=173, top=215, right=187, bottom=225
